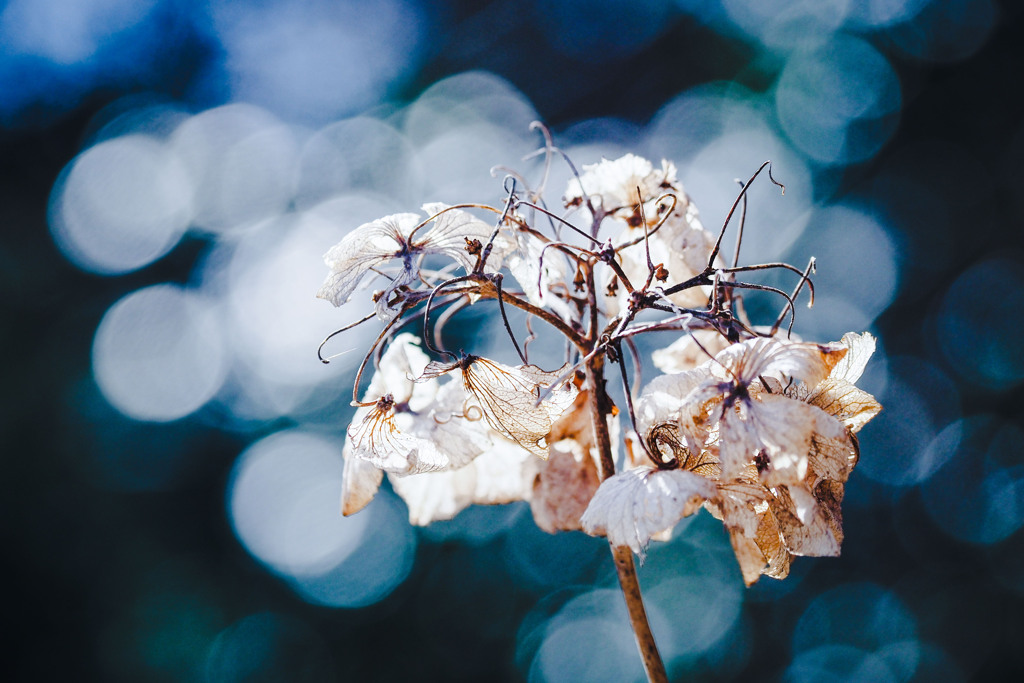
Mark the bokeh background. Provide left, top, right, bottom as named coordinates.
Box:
left=4, top=0, right=1024, bottom=680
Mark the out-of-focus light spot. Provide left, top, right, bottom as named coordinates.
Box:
left=228, top=430, right=369, bottom=578
left=205, top=613, right=336, bottom=683
left=793, top=583, right=919, bottom=678
left=560, top=118, right=643, bottom=148
left=536, top=0, right=674, bottom=62
left=721, top=0, right=850, bottom=50
left=647, top=575, right=743, bottom=664
left=641, top=512, right=739, bottom=581
left=49, top=135, right=192, bottom=275
left=516, top=589, right=586, bottom=676
left=775, top=35, right=901, bottom=166
left=304, top=193, right=406, bottom=235
left=646, top=84, right=766, bottom=166
left=296, top=116, right=421, bottom=209
left=857, top=357, right=960, bottom=487
left=784, top=645, right=898, bottom=683
left=209, top=210, right=375, bottom=419
left=207, top=0, right=425, bottom=124
left=415, top=123, right=538, bottom=205
left=85, top=98, right=191, bottom=146
left=528, top=590, right=644, bottom=683
left=0, top=0, right=157, bottom=65
left=921, top=415, right=1024, bottom=545
left=792, top=204, right=897, bottom=332
left=289, top=491, right=415, bottom=608
left=400, top=74, right=541, bottom=205
left=530, top=617, right=643, bottom=682
left=937, top=256, right=1024, bottom=391
left=403, top=71, right=540, bottom=146
left=885, top=0, right=995, bottom=63
left=682, top=126, right=813, bottom=264
left=93, top=284, right=227, bottom=422
left=170, top=104, right=297, bottom=234
left=845, top=0, right=932, bottom=28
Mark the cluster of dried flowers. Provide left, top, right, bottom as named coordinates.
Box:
left=317, top=129, right=881, bottom=589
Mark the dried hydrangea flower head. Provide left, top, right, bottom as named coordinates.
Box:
left=316, top=126, right=882, bottom=682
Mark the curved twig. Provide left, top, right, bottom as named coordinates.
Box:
left=706, top=161, right=784, bottom=269
left=318, top=312, right=375, bottom=363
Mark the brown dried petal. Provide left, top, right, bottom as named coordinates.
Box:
left=530, top=438, right=602, bottom=533
left=341, top=442, right=384, bottom=516
left=806, top=433, right=857, bottom=484
left=729, top=530, right=768, bottom=586
left=808, top=378, right=882, bottom=434
left=770, top=485, right=841, bottom=558
left=756, top=511, right=793, bottom=581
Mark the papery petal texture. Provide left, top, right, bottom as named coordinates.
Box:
left=581, top=467, right=716, bottom=558
left=317, top=212, right=420, bottom=306
left=341, top=443, right=384, bottom=516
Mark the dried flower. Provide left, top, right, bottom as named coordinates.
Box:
left=317, top=137, right=884, bottom=677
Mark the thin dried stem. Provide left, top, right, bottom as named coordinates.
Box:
left=318, top=312, right=375, bottom=363
left=771, top=256, right=817, bottom=337
left=584, top=355, right=668, bottom=683
left=707, top=161, right=784, bottom=268
left=492, top=273, right=528, bottom=364
left=731, top=179, right=748, bottom=269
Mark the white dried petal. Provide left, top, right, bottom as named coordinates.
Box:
left=347, top=335, right=485, bottom=476
left=366, top=333, right=433, bottom=407
left=581, top=467, right=716, bottom=558
left=389, top=466, right=476, bottom=525
left=806, top=433, right=857, bottom=484
left=347, top=400, right=447, bottom=474
left=709, top=480, right=768, bottom=538
left=714, top=337, right=843, bottom=389
left=419, top=202, right=501, bottom=271
left=389, top=439, right=536, bottom=526
left=470, top=439, right=538, bottom=504
left=719, top=393, right=844, bottom=483
left=564, top=154, right=665, bottom=210
left=317, top=212, right=421, bottom=306
left=830, top=332, right=876, bottom=384
left=636, top=366, right=712, bottom=434
left=504, top=230, right=573, bottom=320
left=404, top=381, right=494, bottom=471
left=729, top=529, right=768, bottom=586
